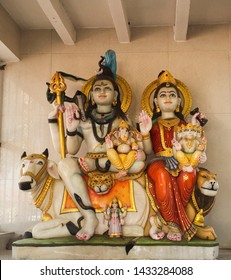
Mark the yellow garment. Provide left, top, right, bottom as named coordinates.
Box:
left=176, top=150, right=203, bottom=168
left=107, top=148, right=136, bottom=171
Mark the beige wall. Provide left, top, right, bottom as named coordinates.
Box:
left=0, top=25, right=231, bottom=247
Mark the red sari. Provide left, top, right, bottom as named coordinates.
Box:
left=147, top=117, right=197, bottom=240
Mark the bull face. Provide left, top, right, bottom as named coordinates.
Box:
left=18, top=149, right=48, bottom=191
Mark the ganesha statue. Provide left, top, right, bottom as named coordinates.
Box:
left=18, top=50, right=219, bottom=244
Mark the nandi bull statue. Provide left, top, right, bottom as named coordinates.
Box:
left=18, top=148, right=149, bottom=239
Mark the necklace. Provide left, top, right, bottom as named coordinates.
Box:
left=95, top=111, right=113, bottom=120
left=192, top=189, right=214, bottom=215
left=185, top=139, right=193, bottom=149
left=158, top=117, right=180, bottom=129
left=34, top=175, right=55, bottom=216
left=91, top=119, right=113, bottom=144
left=158, top=117, right=180, bottom=157
left=90, top=111, right=116, bottom=144
left=90, top=109, right=116, bottom=124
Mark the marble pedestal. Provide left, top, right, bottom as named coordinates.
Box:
left=12, top=236, right=219, bottom=260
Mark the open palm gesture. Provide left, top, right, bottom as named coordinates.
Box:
left=66, top=104, right=80, bottom=132
left=139, top=110, right=152, bottom=134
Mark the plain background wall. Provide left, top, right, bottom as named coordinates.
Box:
left=0, top=25, right=231, bottom=247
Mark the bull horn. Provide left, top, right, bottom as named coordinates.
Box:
left=42, top=148, right=49, bottom=158
left=21, top=151, right=27, bottom=159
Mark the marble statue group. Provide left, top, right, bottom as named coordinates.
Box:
left=18, top=50, right=219, bottom=243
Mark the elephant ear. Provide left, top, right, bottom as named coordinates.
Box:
left=21, top=151, right=27, bottom=159
left=47, top=160, right=60, bottom=180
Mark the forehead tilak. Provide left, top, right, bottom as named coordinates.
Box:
left=93, top=80, right=113, bottom=87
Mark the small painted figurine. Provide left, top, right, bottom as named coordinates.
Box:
left=105, top=120, right=146, bottom=178
left=104, top=197, right=127, bottom=237
left=172, top=123, right=207, bottom=172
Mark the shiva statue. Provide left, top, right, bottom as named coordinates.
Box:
left=47, top=50, right=150, bottom=240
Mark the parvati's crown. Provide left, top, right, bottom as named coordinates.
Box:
left=157, top=70, right=177, bottom=87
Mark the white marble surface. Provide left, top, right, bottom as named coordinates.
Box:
left=12, top=244, right=219, bottom=260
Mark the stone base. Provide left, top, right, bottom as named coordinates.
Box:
left=12, top=236, right=219, bottom=260
left=0, top=232, right=15, bottom=250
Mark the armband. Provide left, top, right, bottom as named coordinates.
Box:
left=48, top=118, right=58, bottom=123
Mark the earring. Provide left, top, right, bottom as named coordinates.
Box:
left=92, top=99, right=95, bottom=106
left=112, top=99, right=117, bottom=106
left=175, top=104, right=180, bottom=112
left=156, top=104, right=160, bottom=113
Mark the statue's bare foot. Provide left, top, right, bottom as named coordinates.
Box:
left=182, top=165, right=194, bottom=172
left=75, top=215, right=98, bottom=241
left=78, top=157, right=89, bottom=173
left=115, top=170, right=127, bottom=179
left=150, top=231, right=165, bottom=240
left=167, top=231, right=182, bottom=241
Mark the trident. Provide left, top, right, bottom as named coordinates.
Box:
left=49, top=72, right=67, bottom=159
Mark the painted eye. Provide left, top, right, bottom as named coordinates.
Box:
left=104, top=86, right=112, bottom=91
left=22, top=163, right=25, bottom=168
left=37, top=161, right=43, bottom=165
left=170, top=92, right=177, bottom=98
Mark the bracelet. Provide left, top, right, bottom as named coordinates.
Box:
left=142, top=133, right=150, bottom=140
left=66, top=129, right=83, bottom=139
left=66, top=129, right=77, bottom=136
left=48, top=118, right=58, bottom=123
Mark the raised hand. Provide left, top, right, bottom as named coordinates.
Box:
left=139, top=110, right=152, bottom=135
left=65, top=104, right=80, bottom=132
left=48, top=101, right=65, bottom=119
left=191, top=111, right=207, bottom=126
left=171, top=138, right=181, bottom=151
left=199, top=152, right=207, bottom=164
left=105, top=134, right=113, bottom=149
left=191, top=112, right=200, bottom=126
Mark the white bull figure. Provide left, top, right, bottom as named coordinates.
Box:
left=18, top=149, right=149, bottom=239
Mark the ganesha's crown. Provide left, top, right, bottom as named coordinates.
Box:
left=184, top=123, right=194, bottom=130
left=179, top=123, right=201, bottom=131
left=157, top=70, right=177, bottom=87
left=119, top=120, right=129, bottom=129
